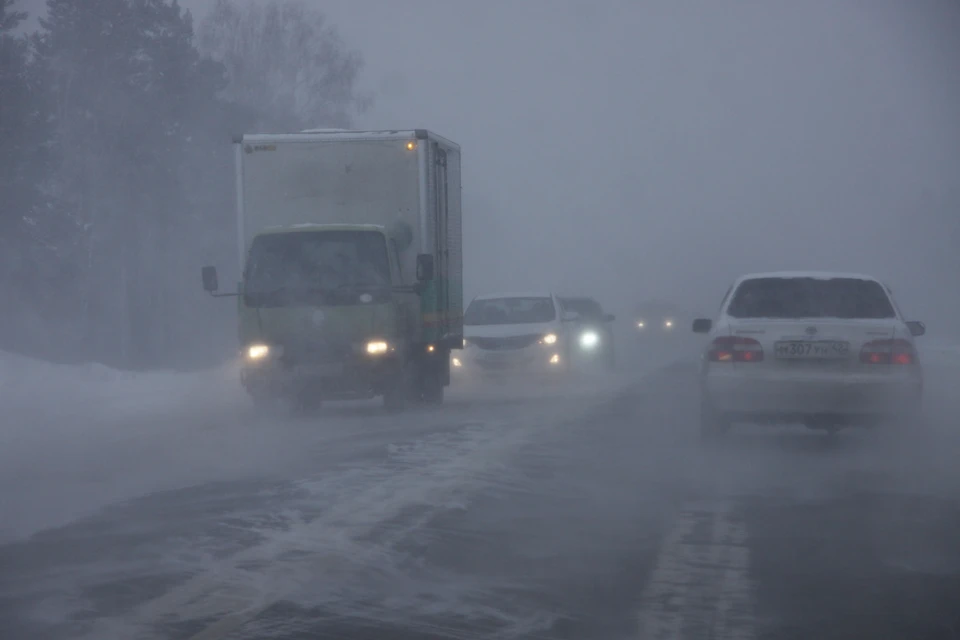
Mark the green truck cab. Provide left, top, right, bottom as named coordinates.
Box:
left=201, top=129, right=462, bottom=411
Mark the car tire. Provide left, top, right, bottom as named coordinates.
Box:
left=699, top=399, right=730, bottom=441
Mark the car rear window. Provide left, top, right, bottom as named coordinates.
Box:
left=726, top=277, right=896, bottom=319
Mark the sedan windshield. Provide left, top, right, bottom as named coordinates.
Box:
left=560, top=297, right=604, bottom=320
left=465, top=297, right=556, bottom=325
left=727, top=277, right=896, bottom=319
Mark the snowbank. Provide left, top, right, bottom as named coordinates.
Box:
left=0, top=351, right=243, bottom=420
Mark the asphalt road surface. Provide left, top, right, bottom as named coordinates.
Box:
left=2, top=352, right=959, bottom=640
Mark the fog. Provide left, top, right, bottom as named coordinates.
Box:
left=3, top=2, right=960, bottom=638
left=180, top=0, right=960, bottom=334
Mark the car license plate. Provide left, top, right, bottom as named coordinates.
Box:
left=774, top=340, right=850, bottom=359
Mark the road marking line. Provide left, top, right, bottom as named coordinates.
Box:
left=637, top=503, right=756, bottom=640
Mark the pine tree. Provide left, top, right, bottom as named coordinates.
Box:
left=32, top=0, right=232, bottom=367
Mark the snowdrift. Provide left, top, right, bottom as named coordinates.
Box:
left=0, top=351, right=243, bottom=420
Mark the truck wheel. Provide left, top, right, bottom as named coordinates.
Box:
left=383, top=364, right=411, bottom=412
left=699, top=400, right=730, bottom=442
left=248, top=390, right=281, bottom=416
left=293, top=390, right=323, bottom=415
left=422, top=371, right=445, bottom=404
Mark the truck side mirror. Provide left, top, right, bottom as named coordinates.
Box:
left=201, top=266, right=219, bottom=293
left=692, top=318, right=712, bottom=333
left=416, top=254, right=434, bottom=282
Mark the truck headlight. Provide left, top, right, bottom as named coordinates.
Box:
left=541, top=333, right=558, bottom=345
left=246, top=344, right=270, bottom=360
left=579, top=331, right=599, bottom=349
left=366, top=340, right=390, bottom=355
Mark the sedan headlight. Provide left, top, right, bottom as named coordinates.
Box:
left=366, top=340, right=390, bottom=355
left=246, top=344, right=271, bottom=360
left=541, top=333, right=558, bottom=345
left=579, top=331, right=600, bottom=349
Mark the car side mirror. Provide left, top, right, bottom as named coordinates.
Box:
left=906, top=320, right=926, bottom=337
left=416, top=254, right=434, bottom=282
left=603, top=313, right=616, bottom=322
left=201, top=265, right=219, bottom=293
left=692, top=318, right=712, bottom=333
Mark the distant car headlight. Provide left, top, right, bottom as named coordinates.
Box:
left=246, top=344, right=271, bottom=360
left=637, top=320, right=645, bottom=329
left=663, top=319, right=674, bottom=329
left=366, top=340, right=390, bottom=355
left=542, top=333, right=558, bottom=345
left=579, top=331, right=600, bottom=349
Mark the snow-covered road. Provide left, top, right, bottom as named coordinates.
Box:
left=2, top=345, right=959, bottom=640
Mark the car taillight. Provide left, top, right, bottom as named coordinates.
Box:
left=708, top=336, right=764, bottom=362
left=859, top=338, right=916, bottom=365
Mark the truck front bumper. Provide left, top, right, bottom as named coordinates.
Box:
left=241, top=355, right=400, bottom=399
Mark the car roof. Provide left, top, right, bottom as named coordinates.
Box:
left=472, top=292, right=555, bottom=301
left=734, top=270, right=882, bottom=285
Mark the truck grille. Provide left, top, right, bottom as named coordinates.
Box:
left=471, top=335, right=541, bottom=351
left=280, top=339, right=349, bottom=366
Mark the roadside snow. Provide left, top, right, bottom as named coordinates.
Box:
left=0, top=351, right=242, bottom=421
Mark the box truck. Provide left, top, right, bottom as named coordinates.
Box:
left=201, top=129, right=462, bottom=411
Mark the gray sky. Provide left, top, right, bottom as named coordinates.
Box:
left=18, top=0, right=960, bottom=328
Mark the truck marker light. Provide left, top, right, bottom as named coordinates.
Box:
left=406, top=141, right=417, bottom=150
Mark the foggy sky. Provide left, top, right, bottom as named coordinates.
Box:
left=17, top=0, right=960, bottom=334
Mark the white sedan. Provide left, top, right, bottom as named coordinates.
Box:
left=453, top=292, right=575, bottom=376
left=693, top=271, right=925, bottom=438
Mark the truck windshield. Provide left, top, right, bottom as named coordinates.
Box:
left=244, top=230, right=391, bottom=306
left=465, top=297, right=556, bottom=325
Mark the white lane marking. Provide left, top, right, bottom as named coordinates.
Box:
left=637, top=502, right=756, bottom=640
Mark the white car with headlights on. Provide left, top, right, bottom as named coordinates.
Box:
left=693, top=271, right=925, bottom=439
left=453, top=292, right=574, bottom=375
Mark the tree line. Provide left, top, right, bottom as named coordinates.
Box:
left=0, top=0, right=369, bottom=369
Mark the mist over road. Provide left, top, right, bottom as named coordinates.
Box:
left=2, top=348, right=959, bottom=640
